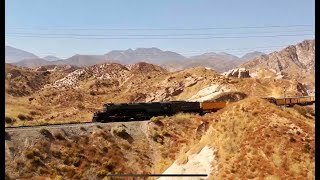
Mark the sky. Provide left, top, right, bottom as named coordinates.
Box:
left=5, top=0, right=315, bottom=59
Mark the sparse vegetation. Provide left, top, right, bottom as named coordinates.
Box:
left=5, top=116, right=16, bottom=124
left=53, top=132, right=65, bottom=140
left=97, top=170, right=109, bottom=178
left=17, top=114, right=27, bottom=121
left=150, top=116, right=164, bottom=123
left=39, top=128, right=53, bottom=139
left=29, top=111, right=40, bottom=116
left=112, top=126, right=129, bottom=139
left=5, top=131, right=11, bottom=140
left=17, top=114, right=33, bottom=121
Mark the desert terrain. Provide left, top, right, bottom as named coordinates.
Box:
left=5, top=39, right=315, bottom=179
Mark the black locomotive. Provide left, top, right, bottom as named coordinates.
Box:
left=92, top=101, right=202, bottom=122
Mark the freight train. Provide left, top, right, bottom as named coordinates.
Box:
left=92, top=96, right=315, bottom=122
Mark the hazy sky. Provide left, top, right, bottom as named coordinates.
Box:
left=5, top=0, right=314, bottom=58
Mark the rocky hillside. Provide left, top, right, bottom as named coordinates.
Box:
left=5, top=113, right=208, bottom=179
left=5, top=61, right=312, bottom=127
left=164, top=97, right=315, bottom=179
left=5, top=98, right=315, bottom=179
left=240, top=40, right=315, bottom=87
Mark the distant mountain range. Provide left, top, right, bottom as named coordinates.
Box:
left=43, top=56, right=61, bottom=61
left=5, top=46, right=39, bottom=63
left=4, top=45, right=269, bottom=72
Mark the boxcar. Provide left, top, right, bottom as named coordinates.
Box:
left=200, top=102, right=227, bottom=112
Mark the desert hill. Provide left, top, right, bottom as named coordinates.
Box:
left=162, top=97, right=314, bottom=179
left=5, top=97, right=315, bottom=179
left=5, top=46, right=39, bottom=63
left=5, top=61, right=312, bottom=127
left=240, top=39, right=315, bottom=88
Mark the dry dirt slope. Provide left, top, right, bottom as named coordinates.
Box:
left=5, top=113, right=207, bottom=179
left=167, top=97, right=315, bottom=179
left=5, top=98, right=315, bottom=179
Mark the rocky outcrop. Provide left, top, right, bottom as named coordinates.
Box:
left=240, top=39, right=315, bottom=83
left=223, top=68, right=250, bottom=78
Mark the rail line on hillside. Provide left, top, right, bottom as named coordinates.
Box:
left=5, top=121, right=96, bottom=131
left=5, top=96, right=315, bottom=130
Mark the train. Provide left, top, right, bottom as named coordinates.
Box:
left=262, top=96, right=315, bottom=106
left=92, top=96, right=315, bottom=122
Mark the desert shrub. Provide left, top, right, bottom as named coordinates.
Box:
left=96, top=125, right=102, bottom=129
left=112, top=126, right=129, bottom=139
left=5, top=116, right=16, bottom=124
left=97, top=170, right=108, bottom=178
left=304, top=143, right=312, bottom=153
left=39, top=128, right=53, bottom=139
left=53, top=132, right=65, bottom=140
left=90, top=91, right=97, bottom=96
left=150, top=116, right=164, bottom=123
left=17, top=114, right=33, bottom=121
left=25, top=148, right=42, bottom=161
left=80, top=126, right=86, bottom=131
left=51, top=150, right=63, bottom=159
left=103, top=160, right=114, bottom=171
left=72, top=157, right=81, bottom=167
left=53, top=175, right=63, bottom=180
left=39, top=167, right=50, bottom=174
left=5, top=131, right=11, bottom=140
left=150, top=132, right=164, bottom=144
left=17, top=114, right=27, bottom=121
left=102, top=146, right=109, bottom=153
left=29, top=111, right=41, bottom=116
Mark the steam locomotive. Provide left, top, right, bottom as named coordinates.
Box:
left=92, top=101, right=203, bottom=122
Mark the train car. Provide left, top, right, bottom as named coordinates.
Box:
left=200, top=102, right=227, bottom=112
left=290, top=97, right=299, bottom=104
left=297, top=96, right=315, bottom=105
left=263, top=96, right=315, bottom=106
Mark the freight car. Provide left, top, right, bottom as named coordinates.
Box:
left=262, top=96, right=315, bottom=106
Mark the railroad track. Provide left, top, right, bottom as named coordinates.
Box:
left=5, top=122, right=97, bottom=131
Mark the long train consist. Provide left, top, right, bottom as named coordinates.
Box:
left=92, top=96, right=315, bottom=122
